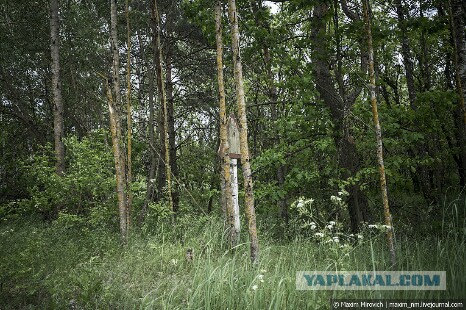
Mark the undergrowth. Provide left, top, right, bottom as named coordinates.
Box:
left=0, top=198, right=464, bottom=309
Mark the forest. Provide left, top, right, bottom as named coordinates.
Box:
left=0, top=0, right=465, bottom=308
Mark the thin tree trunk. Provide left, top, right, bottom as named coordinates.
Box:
left=165, top=29, right=180, bottom=214
left=109, top=0, right=128, bottom=242
left=150, top=3, right=166, bottom=202
left=125, top=0, right=132, bottom=231
left=142, top=51, right=157, bottom=222
left=228, top=0, right=259, bottom=263
left=419, top=3, right=431, bottom=92
left=363, top=0, right=396, bottom=266
left=106, top=80, right=128, bottom=242
left=215, top=1, right=237, bottom=248
left=152, top=0, right=174, bottom=221
left=394, top=0, right=416, bottom=108
left=50, top=0, right=65, bottom=176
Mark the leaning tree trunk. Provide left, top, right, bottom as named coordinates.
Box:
left=152, top=0, right=174, bottom=221
left=50, top=0, right=65, bottom=176
left=215, top=1, right=237, bottom=248
left=363, top=0, right=396, bottom=266
left=110, top=0, right=128, bottom=242
left=228, top=0, right=259, bottom=263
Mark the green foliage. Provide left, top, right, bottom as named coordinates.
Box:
left=8, top=131, right=117, bottom=226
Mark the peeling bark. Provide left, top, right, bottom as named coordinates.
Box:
left=215, top=1, right=237, bottom=248
left=228, top=0, right=259, bottom=263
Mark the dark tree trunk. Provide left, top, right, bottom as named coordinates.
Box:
left=394, top=0, right=417, bottom=109
left=450, top=0, right=466, bottom=188
left=311, top=2, right=369, bottom=233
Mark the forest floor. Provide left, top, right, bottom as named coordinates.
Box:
left=0, top=204, right=465, bottom=309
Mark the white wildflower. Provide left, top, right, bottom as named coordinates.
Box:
left=170, top=258, right=178, bottom=266
left=326, top=224, right=333, bottom=229
left=357, top=234, right=363, bottom=239
left=258, top=274, right=264, bottom=283
left=252, top=285, right=258, bottom=291
left=314, top=232, right=324, bottom=238
left=368, top=224, right=378, bottom=229
left=310, top=223, right=317, bottom=230
left=329, top=221, right=336, bottom=225
left=332, top=236, right=340, bottom=243
left=260, top=269, right=267, bottom=273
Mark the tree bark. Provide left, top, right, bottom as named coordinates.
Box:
left=215, top=1, right=237, bottom=248
left=142, top=49, right=157, bottom=222
left=228, top=0, right=259, bottom=263
left=165, top=28, right=180, bottom=215
left=149, top=3, right=166, bottom=202
left=394, top=0, right=417, bottom=108
left=311, top=2, right=369, bottom=233
left=109, top=0, right=128, bottom=242
left=449, top=0, right=466, bottom=187
left=152, top=0, right=174, bottom=221
left=50, top=0, right=65, bottom=176
left=363, top=0, right=396, bottom=266
left=125, top=0, right=132, bottom=231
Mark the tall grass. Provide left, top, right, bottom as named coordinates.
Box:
left=0, top=198, right=464, bottom=309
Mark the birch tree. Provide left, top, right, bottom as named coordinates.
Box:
left=50, top=0, right=65, bottom=176
left=362, top=0, right=396, bottom=265
left=228, top=0, right=259, bottom=263
left=215, top=1, right=237, bottom=248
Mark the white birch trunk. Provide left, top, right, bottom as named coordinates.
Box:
left=230, top=159, right=240, bottom=239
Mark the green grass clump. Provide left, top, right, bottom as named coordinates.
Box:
left=0, top=200, right=464, bottom=309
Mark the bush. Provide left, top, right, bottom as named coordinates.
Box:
left=16, top=130, right=117, bottom=225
